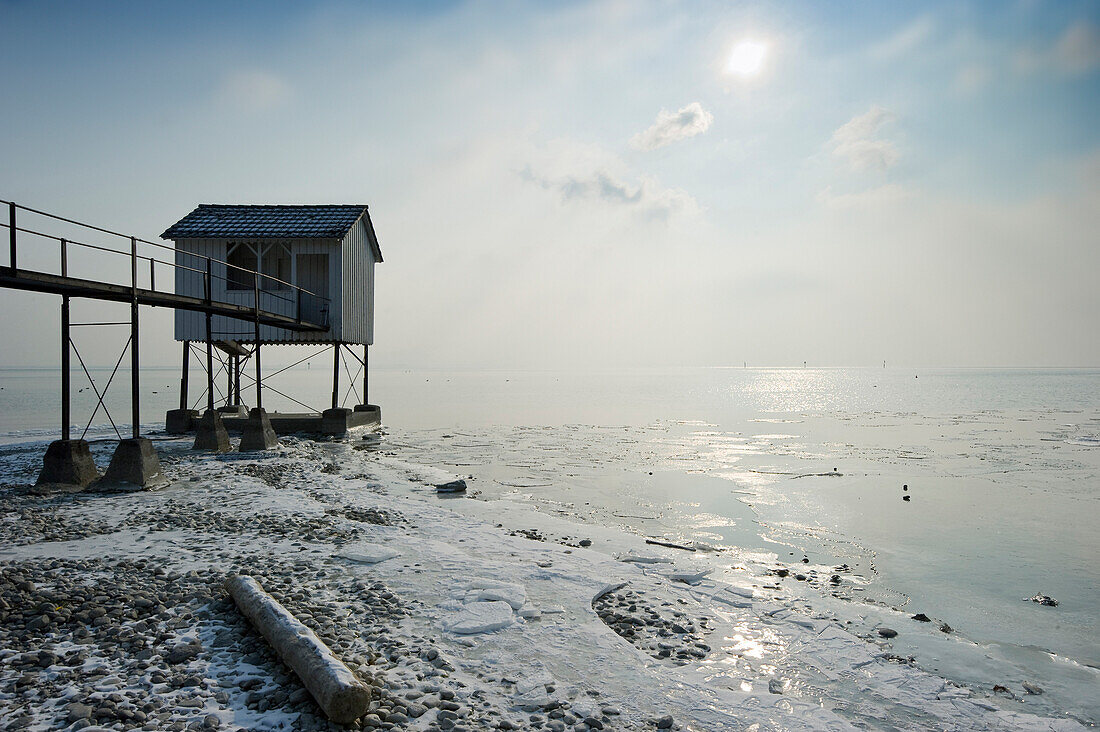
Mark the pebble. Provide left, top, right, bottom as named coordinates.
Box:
left=878, top=628, right=898, bottom=638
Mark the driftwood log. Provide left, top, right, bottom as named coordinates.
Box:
left=224, top=574, right=372, bottom=724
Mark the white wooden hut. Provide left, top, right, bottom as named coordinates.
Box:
left=160, top=204, right=383, bottom=434
left=162, top=204, right=382, bottom=344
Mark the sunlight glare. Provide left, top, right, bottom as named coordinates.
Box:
left=727, top=39, right=768, bottom=77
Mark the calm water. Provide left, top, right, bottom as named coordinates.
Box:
left=2, top=365, right=1098, bottom=720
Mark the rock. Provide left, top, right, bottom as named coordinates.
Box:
left=656, top=715, right=674, bottom=729
left=939, top=623, right=953, bottom=633
left=579, top=539, right=592, bottom=547
left=768, top=678, right=784, bottom=694
left=1027, top=594, right=1058, bottom=607
left=584, top=718, right=604, bottom=730
left=877, top=628, right=898, bottom=638
left=68, top=703, right=94, bottom=722
left=166, top=643, right=201, bottom=664
left=1022, top=682, right=1043, bottom=695
left=902, top=495, right=911, bottom=502
left=911, top=613, right=931, bottom=622
left=434, top=480, right=467, bottom=494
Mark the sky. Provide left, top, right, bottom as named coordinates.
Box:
left=1, top=0, right=1098, bottom=369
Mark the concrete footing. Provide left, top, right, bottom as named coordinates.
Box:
left=36, top=439, right=100, bottom=488
left=194, top=410, right=231, bottom=452
left=165, top=409, right=199, bottom=434
left=321, top=408, right=353, bottom=437
left=354, top=404, right=382, bottom=422
left=93, top=438, right=165, bottom=491
left=239, top=408, right=279, bottom=451
left=217, top=404, right=250, bottom=419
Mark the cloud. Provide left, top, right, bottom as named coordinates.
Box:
left=816, top=183, right=910, bottom=210
left=630, top=102, right=714, bottom=151
left=830, top=106, right=899, bottom=172
left=1016, top=21, right=1100, bottom=75
left=953, top=64, right=991, bottom=95
left=218, top=70, right=291, bottom=110
left=869, top=15, right=935, bottom=59
left=521, top=165, right=698, bottom=220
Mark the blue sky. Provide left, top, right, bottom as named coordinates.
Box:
left=1, top=0, right=1098, bottom=367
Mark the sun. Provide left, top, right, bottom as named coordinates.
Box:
left=726, top=39, right=769, bottom=77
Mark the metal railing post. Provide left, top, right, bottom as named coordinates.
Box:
left=60, top=238, right=67, bottom=277
left=8, top=202, right=15, bottom=271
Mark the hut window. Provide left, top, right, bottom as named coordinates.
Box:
left=261, top=243, right=291, bottom=291
left=226, top=243, right=257, bottom=290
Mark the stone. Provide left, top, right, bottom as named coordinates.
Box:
left=166, top=643, right=201, bottom=665
left=911, top=613, right=931, bottom=622
left=657, top=715, right=674, bottom=729
left=434, top=479, right=467, bottom=494
left=67, top=703, right=94, bottom=722
left=877, top=627, right=898, bottom=638
left=768, top=678, right=784, bottom=694
left=193, top=410, right=230, bottom=452
left=94, top=438, right=166, bottom=490
left=37, top=439, right=99, bottom=487
left=239, top=408, right=279, bottom=452
left=1022, top=682, right=1043, bottom=695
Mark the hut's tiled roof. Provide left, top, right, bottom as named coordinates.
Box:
left=161, top=204, right=370, bottom=240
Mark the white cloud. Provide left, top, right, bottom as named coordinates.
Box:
left=1016, top=21, right=1100, bottom=75
left=817, top=183, right=910, bottom=210
left=1053, top=21, right=1100, bottom=73
left=522, top=166, right=698, bottom=220
left=869, top=16, right=935, bottom=59
left=831, top=106, right=899, bottom=172
left=517, top=137, right=699, bottom=220
left=218, top=70, right=291, bottom=110
left=953, top=64, right=991, bottom=95
left=630, top=102, right=714, bottom=151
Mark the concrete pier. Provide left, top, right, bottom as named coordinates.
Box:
left=164, top=408, right=380, bottom=436
left=239, top=408, right=279, bottom=451
left=194, top=409, right=231, bottom=452
left=95, top=437, right=165, bottom=490
left=36, top=439, right=99, bottom=488
left=165, top=408, right=199, bottom=434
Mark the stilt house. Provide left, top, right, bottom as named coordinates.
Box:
left=163, top=204, right=382, bottom=344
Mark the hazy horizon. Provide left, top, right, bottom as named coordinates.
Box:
left=2, top=0, right=1098, bottom=370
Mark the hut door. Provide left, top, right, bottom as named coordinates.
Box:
left=296, top=253, right=330, bottom=325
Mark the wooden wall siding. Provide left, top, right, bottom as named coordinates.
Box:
left=336, top=216, right=371, bottom=345
left=339, top=218, right=377, bottom=345
left=173, top=238, right=344, bottom=344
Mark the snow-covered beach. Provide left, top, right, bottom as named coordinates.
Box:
left=0, top=427, right=1091, bottom=731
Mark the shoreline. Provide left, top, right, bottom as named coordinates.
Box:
left=0, top=435, right=1092, bottom=730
